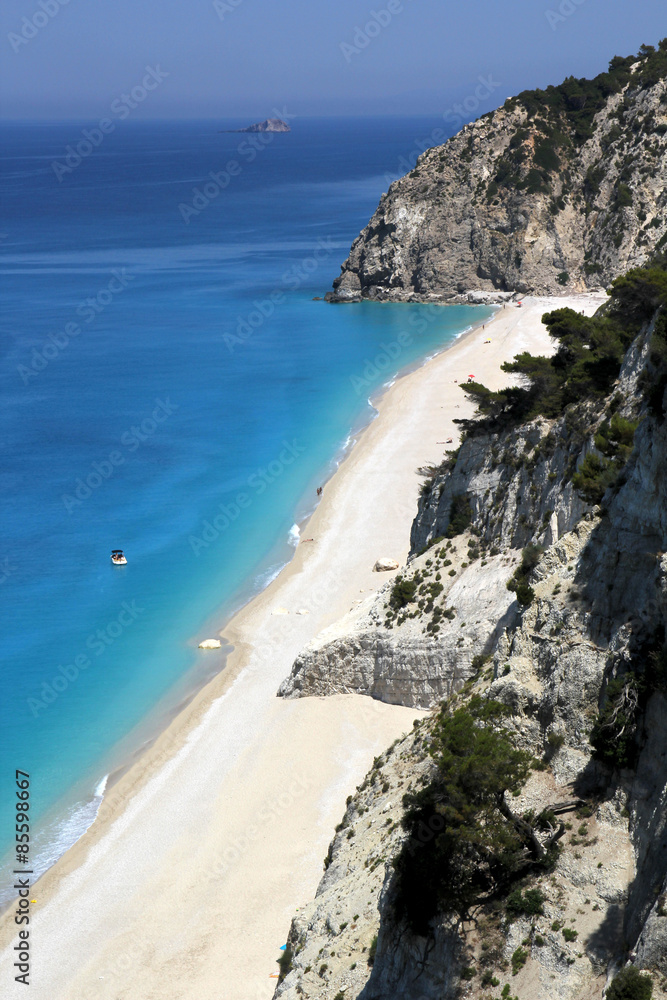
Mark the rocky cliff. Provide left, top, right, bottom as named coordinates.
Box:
left=327, top=44, right=667, bottom=302
left=274, top=286, right=667, bottom=998
left=225, top=117, right=291, bottom=133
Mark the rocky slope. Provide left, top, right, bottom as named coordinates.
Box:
left=226, top=117, right=291, bottom=132
left=327, top=45, right=667, bottom=302
left=274, top=306, right=667, bottom=998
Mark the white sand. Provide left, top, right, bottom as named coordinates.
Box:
left=0, top=294, right=605, bottom=999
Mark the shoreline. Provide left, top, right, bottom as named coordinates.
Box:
left=0, top=292, right=607, bottom=1000
left=0, top=305, right=493, bottom=904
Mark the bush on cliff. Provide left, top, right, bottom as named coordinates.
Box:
left=606, top=966, right=653, bottom=1000
left=458, top=259, right=667, bottom=435
left=507, top=544, right=543, bottom=606
left=572, top=452, right=618, bottom=504
left=446, top=494, right=473, bottom=537
left=393, top=697, right=563, bottom=933
left=389, top=576, right=418, bottom=611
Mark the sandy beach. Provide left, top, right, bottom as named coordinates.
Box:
left=0, top=293, right=606, bottom=999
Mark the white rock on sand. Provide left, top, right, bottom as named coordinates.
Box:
left=198, top=639, right=221, bottom=649
left=374, top=557, right=400, bottom=571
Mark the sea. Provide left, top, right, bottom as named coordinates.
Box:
left=0, top=116, right=492, bottom=900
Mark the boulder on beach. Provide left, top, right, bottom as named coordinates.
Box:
left=373, top=558, right=400, bottom=572
left=198, top=639, right=222, bottom=649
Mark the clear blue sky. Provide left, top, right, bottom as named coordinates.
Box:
left=1, top=0, right=664, bottom=119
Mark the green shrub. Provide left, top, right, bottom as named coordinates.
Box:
left=562, top=927, right=578, bottom=941
left=446, top=495, right=473, bottom=537
left=507, top=544, right=543, bottom=607
left=511, top=946, right=528, bottom=974
left=471, top=653, right=492, bottom=672
left=606, top=967, right=653, bottom=1000
left=614, top=183, right=633, bottom=210
left=534, top=140, right=560, bottom=173
left=557, top=271, right=570, bottom=285
left=506, top=887, right=546, bottom=918
left=573, top=452, right=617, bottom=503
left=368, top=935, right=378, bottom=966
left=547, top=731, right=565, bottom=750
left=461, top=966, right=477, bottom=980
left=389, top=576, right=418, bottom=610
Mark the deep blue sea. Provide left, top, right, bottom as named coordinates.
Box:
left=0, top=117, right=491, bottom=895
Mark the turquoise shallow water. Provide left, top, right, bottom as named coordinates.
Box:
left=0, top=117, right=491, bottom=893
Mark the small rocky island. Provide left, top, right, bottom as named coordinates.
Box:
left=224, top=118, right=291, bottom=133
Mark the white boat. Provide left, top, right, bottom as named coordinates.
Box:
left=111, top=549, right=127, bottom=566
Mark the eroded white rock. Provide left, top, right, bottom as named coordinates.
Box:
left=198, top=639, right=221, bottom=649
left=373, top=558, right=400, bottom=572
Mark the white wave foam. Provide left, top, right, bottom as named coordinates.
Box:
left=0, top=775, right=109, bottom=907
left=253, top=563, right=285, bottom=590
left=94, top=774, right=109, bottom=798
left=287, top=523, right=301, bottom=547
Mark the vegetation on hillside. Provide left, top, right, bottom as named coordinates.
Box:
left=393, top=697, right=564, bottom=933
left=572, top=412, right=639, bottom=503
left=458, top=261, right=667, bottom=441
left=489, top=41, right=667, bottom=198
left=606, top=966, right=653, bottom=1000
left=506, top=543, right=543, bottom=607
left=508, top=41, right=667, bottom=142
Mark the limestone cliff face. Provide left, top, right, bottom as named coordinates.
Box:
left=275, top=320, right=667, bottom=999
left=328, top=54, right=667, bottom=302
left=278, top=550, right=519, bottom=709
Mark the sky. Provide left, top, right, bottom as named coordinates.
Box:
left=0, top=0, right=665, bottom=119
